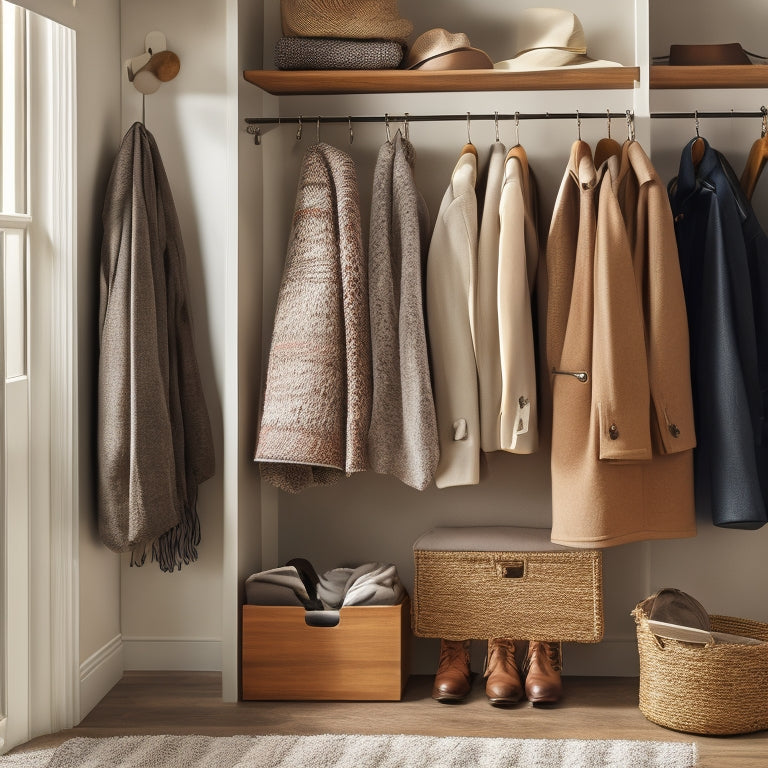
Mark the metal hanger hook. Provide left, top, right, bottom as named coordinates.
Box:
left=403, top=112, right=410, bottom=141
left=296, top=116, right=303, bottom=142
left=606, top=109, right=612, bottom=139
left=316, top=116, right=321, bottom=143
left=385, top=113, right=391, bottom=143
left=348, top=116, right=354, bottom=145
left=695, top=110, right=700, bottom=137
left=625, top=110, right=635, bottom=142
left=466, top=112, right=472, bottom=144
left=494, top=111, right=500, bottom=143
left=514, top=111, right=520, bottom=146
left=576, top=109, right=581, bottom=140
left=761, top=105, right=767, bottom=138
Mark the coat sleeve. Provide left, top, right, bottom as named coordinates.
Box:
left=644, top=180, right=697, bottom=454
left=592, top=177, right=652, bottom=461
left=498, top=157, right=538, bottom=453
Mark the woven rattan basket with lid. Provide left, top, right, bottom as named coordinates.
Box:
left=412, top=526, right=603, bottom=642
left=633, top=599, right=768, bottom=735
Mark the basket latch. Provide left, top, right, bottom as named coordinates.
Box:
left=500, top=560, right=525, bottom=578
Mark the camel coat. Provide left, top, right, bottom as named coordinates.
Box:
left=546, top=140, right=696, bottom=547
left=426, top=148, right=480, bottom=488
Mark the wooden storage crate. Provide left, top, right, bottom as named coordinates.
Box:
left=412, top=527, right=603, bottom=642
left=242, top=597, right=410, bottom=700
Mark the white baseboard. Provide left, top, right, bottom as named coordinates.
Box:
left=79, top=634, right=123, bottom=722
left=122, top=636, right=222, bottom=671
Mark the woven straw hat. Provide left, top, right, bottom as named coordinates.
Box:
left=407, top=28, right=493, bottom=71
left=280, top=0, right=413, bottom=42
left=495, top=8, right=621, bottom=70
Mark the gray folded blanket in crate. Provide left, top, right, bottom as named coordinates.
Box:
left=246, top=562, right=404, bottom=609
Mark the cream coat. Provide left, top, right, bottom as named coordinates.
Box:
left=498, top=150, right=539, bottom=453
left=426, top=149, right=480, bottom=488
left=546, top=140, right=696, bottom=547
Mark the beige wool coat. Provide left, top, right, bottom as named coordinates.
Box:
left=546, top=140, right=696, bottom=548
left=426, top=148, right=481, bottom=488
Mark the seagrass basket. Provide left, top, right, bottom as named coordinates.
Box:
left=633, top=601, right=768, bottom=735
left=412, top=527, right=603, bottom=642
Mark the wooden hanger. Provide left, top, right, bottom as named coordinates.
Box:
left=502, top=112, right=530, bottom=189
left=460, top=112, right=477, bottom=157
left=594, top=110, right=622, bottom=168
left=740, top=108, right=768, bottom=200
left=691, top=111, right=705, bottom=168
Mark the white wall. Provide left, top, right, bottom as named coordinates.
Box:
left=118, top=0, right=231, bottom=674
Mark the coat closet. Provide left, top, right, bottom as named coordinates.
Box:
left=202, top=0, right=768, bottom=701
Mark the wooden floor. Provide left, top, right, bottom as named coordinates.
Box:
left=11, top=672, right=767, bottom=767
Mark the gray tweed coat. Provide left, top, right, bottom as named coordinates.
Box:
left=97, top=122, right=215, bottom=571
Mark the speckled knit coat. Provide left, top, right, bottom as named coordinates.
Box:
left=255, top=142, right=371, bottom=492
left=367, top=131, right=438, bottom=490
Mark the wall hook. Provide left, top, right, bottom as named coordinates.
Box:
left=576, top=109, right=582, bottom=140
left=348, top=116, right=354, bottom=145
left=695, top=109, right=700, bottom=137
left=466, top=112, right=472, bottom=144
left=606, top=109, right=612, bottom=139
left=403, top=112, right=410, bottom=141
left=126, top=31, right=180, bottom=96
left=761, top=105, right=767, bottom=138
left=316, top=116, right=321, bottom=144
left=494, top=111, right=500, bottom=143
left=296, top=116, right=303, bottom=142
left=514, top=111, right=520, bottom=146
left=385, top=113, right=391, bottom=143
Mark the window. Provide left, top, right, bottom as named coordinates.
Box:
left=1, top=2, right=77, bottom=752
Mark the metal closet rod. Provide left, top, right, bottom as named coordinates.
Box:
left=244, top=110, right=633, bottom=126
left=245, top=108, right=768, bottom=127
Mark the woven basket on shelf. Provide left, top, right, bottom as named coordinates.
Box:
left=412, top=527, right=603, bottom=643
left=633, top=602, right=768, bottom=735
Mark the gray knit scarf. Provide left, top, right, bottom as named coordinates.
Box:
left=255, top=142, right=371, bottom=492
left=97, top=122, right=215, bottom=572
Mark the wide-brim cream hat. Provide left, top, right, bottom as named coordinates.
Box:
left=407, top=28, right=493, bottom=71
left=495, top=8, right=621, bottom=70
left=281, top=0, right=413, bottom=43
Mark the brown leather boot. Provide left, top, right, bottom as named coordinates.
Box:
left=484, top=638, right=523, bottom=705
left=524, top=641, right=562, bottom=704
left=432, top=639, right=471, bottom=702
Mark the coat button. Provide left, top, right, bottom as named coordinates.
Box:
left=668, top=423, right=680, bottom=438
left=609, top=424, right=619, bottom=440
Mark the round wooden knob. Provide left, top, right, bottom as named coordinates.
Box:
left=143, top=50, right=180, bottom=82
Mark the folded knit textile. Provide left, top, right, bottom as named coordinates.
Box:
left=367, top=131, right=438, bottom=490
left=254, top=142, right=371, bottom=492
left=274, top=37, right=405, bottom=70
left=246, top=562, right=404, bottom=608
left=97, top=122, right=215, bottom=572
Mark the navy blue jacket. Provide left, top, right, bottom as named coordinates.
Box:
left=670, top=137, right=768, bottom=529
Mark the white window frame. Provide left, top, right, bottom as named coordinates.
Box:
left=1, top=3, right=78, bottom=752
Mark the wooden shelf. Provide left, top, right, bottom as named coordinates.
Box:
left=243, top=67, right=641, bottom=95
left=650, top=65, right=768, bottom=89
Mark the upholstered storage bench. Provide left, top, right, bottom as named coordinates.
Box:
left=412, top=527, right=603, bottom=642
left=241, top=596, right=410, bottom=700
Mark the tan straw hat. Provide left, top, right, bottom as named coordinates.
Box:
left=407, top=28, right=493, bottom=70
left=280, top=0, right=413, bottom=42
left=495, top=8, right=621, bottom=70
